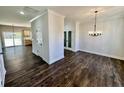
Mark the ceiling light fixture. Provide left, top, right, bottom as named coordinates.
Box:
left=20, top=11, right=24, bottom=15
left=88, top=10, right=102, bottom=36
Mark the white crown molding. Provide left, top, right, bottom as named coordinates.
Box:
left=29, top=10, right=47, bottom=22
left=47, top=9, right=65, bottom=18
left=30, top=9, right=65, bottom=22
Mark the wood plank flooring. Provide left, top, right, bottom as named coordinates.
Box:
left=2, top=46, right=124, bottom=87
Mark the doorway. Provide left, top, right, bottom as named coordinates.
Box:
left=3, top=31, right=23, bottom=47
left=64, top=31, right=72, bottom=50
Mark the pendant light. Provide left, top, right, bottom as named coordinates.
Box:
left=88, top=10, right=102, bottom=36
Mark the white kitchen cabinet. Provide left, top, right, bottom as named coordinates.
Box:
left=31, top=19, right=42, bottom=57
left=0, top=37, right=2, bottom=53
left=0, top=55, right=6, bottom=87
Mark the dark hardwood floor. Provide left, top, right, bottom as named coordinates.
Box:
left=2, top=46, right=124, bottom=87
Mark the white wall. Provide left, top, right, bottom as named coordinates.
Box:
left=0, top=37, right=2, bottom=53
left=79, top=16, right=124, bottom=60
left=0, top=26, right=2, bottom=53
left=48, top=10, right=65, bottom=64
left=64, top=19, right=80, bottom=52
left=75, top=22, right=80, bottom=51
left=31, top=10, right=65, bottom=64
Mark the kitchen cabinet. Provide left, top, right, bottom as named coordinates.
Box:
left=0, top=55, right=6, bottom=87
left=0, top=37, right=2, bottom=53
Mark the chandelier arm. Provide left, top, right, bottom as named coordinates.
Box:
left=94, top=11, right=97, bottom=32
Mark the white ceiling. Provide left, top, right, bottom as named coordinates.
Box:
left=0, top=6, right=124, bottom=27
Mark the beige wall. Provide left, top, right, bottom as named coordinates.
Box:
left=0, top=25, right=31, bottom=48
left=79, top=16, right=124, bottom=60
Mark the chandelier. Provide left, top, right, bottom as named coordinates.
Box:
left=88, top=11, right=102, bottom=36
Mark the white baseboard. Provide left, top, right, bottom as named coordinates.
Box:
left=73, top=49, right=80, bottom=52
left=64, top=47, right=73, bottom=51
left=79, top=49, right=124, bottom=60
left=64, top=47, right=79, bottom=52
left=49, top=55, right=64, bottom=65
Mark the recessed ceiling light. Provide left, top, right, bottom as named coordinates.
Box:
left=20, top=11, right=24, bottom=15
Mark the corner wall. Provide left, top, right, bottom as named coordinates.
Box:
left=31, top=10, right=65, bottom=64
left=48, top=10, right=65, bottom=64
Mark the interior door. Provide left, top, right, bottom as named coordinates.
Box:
left=68, top=31, right=72, bottom=48
left=64, top=31, right=72, bottom=50
left=64, top=31, right=67, bottom=47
